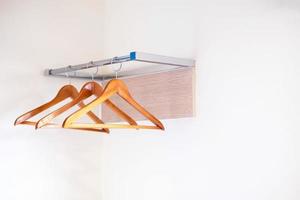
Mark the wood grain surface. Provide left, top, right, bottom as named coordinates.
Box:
left=102, top=68, right=195, bottom=122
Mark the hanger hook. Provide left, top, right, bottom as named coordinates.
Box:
left=113, top=58, right=123, bottom=79
left=110, top=57, right=123, bottom=79
left=94, top=66, right=99, bottom=81
left=65, top=65, right=72, bottom=84
left=115, top=63, right=122, bottom=79
left=89, top=61, right=99, bottom=81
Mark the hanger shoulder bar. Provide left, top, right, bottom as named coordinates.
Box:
left=68, top=123, right=162, bottom=130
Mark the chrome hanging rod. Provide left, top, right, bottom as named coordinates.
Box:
left=45, top=51, right=195, bottom=79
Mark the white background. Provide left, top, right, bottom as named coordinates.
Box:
left=0, top=0, right=299, bottom=200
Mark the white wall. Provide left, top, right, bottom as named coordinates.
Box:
left=99, top=0, right=300, bottom=200
left=0, top=0, right=299, bottom=200
left=0, top=1, right=106, bottom=200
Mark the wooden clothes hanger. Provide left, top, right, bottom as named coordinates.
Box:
left=63, top=79, right=165, bottom=130
left=35, top=81, right=137, bottom=130
left=14, top=84, right=109, bottom=133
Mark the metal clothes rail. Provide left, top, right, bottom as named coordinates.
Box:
left=45, top=51, right=195, bottom=80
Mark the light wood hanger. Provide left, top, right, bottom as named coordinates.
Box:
left=36, top=81, right=137, bottom=129
left=14, top=84, right=109, bottom=133
left=63, top=79, right=165, bottom=130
